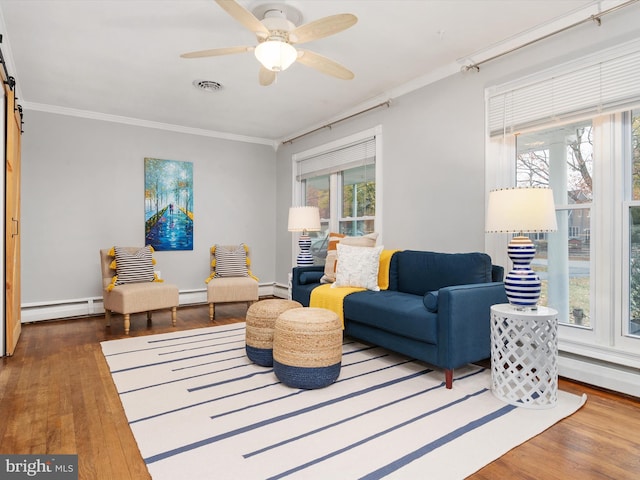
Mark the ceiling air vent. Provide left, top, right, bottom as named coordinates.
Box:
left=193, top=80, right=223, bottom=92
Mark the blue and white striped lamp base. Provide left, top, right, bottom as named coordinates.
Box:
left=296, top=234, right=314, bottom=266
left=505, top=236, right=541, bottom=308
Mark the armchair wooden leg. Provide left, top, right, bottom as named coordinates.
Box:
left=147, top=311, right=152, bottom=322
left=171, top=307, right=177, bottom=327
left=124, top=314, right=131, bottom=335
left=209, top=303, right=215, bottom=321
left=105, top=309, right=111, bottom=327
left=445, top=369, right=453, bottom=389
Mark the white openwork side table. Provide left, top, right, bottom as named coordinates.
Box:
left=490, top=303, right=559, bottom=409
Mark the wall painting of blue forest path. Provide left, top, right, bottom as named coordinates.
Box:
left=144, top=158, right=193, bottom=251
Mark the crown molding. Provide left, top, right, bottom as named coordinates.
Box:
left=22, top=101, right=278, bottom=149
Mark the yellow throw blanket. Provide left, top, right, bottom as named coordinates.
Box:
left=310, top=284, right=364, bottom=328
left=378, top=249, right=398, bottom=290
left=310, top=249, right=400, bottom=328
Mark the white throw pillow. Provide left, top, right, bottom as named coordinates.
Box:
left=332, top=244, right=384, bottom=291
left=321, top=232, right=379, bottom=284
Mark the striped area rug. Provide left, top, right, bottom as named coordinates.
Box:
left=100, top=323, right=586, bottom=480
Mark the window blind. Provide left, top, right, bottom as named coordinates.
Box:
left=487, top=37, right=640, bottom=136
left=296, top=137, right=375, bottom=180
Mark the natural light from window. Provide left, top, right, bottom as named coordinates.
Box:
left=516, top=120, right=593, bottom=328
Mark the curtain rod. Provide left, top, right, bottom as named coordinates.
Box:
left=281, top=100, right=391, bottom=145
left=460, top=0, right=640, bottom=72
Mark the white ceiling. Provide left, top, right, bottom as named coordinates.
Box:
left=0, top=0, right=612, bottom=143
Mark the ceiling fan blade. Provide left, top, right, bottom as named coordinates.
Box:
left=214, top=0, right=269, bottom=36
left=259, top=67, right=276, bottom=86
left=297, top=50, right=354, bottom=80
left=291, top=14, right=357, bottom=44
left=180, top=46, right=252, bottom=58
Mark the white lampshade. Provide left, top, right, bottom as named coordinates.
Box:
left=486, top=187, right=557, bottom=308
left=255, top=40, right=297, bottom=72
left=288, top=206, right=321, bottom=233
left=485, top=187, right=558, bottom=234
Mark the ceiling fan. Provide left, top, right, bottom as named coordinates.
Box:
left=181, top=0, right=357, bottom=86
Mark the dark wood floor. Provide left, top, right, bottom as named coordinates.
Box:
left=1, top=303, right=639, bottom=479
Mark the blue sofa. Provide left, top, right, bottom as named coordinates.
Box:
left=291, top=250, right=508, bottom=389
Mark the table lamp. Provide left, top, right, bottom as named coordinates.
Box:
left=288, top=206, right=321, bottom=266
left=485, top=187, right=558, bottom=309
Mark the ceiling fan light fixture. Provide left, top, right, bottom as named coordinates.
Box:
left=254, top=40, right=297, bottom=72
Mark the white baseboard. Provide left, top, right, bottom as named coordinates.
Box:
left=21, top=298, right=105, bottom=322
left=21, top=284, right=279, bottom=323
left=559, top=352, right=640, bottom=398
left=272, top=282, right=290, bottom=300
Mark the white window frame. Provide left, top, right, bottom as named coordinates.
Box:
left=621, top=109, right=640, bottom=349
left=291, top=125, right=383, bottom=265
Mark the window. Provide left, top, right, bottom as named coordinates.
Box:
left=626, top=109, right=640, bottom=337
left=293, top=127, right=381, bottom=264
left=486, top=38, right=640, bottom=374
left=339, top=164, right=376, bottom=236
left=516, top=120, right=593, bottom=327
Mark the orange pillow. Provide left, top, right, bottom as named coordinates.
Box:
left=321, top=233, right=346, bottom=283
left=327, top=232, right=346, bottom=251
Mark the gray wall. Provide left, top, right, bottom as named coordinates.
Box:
left=21, top=112, right=276, bottom=304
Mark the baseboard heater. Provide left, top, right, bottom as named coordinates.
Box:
left=21, top=283, right=286, bottom=323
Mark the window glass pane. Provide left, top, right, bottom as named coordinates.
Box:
left=303, top=175, right=329, bottom=264
left=338, top=220, right=376, bottom=236
left=304, top=175, right=329, bottom=220
left=629, top=206, right=640, bottom=336
left=342, top=165, right=375, bottom=218
left=309, top=232, right=328, bottom=264
left=339, top=164, right=375, bottom=236
left=517, top=120, right=592, bottom=326
left=632, top=110, right=640, bottom=201
left=629, top=109, right=640, bottom=336
left=546, top=212, right=591, bottom=326
left=517, top=123, right=593, bottom=203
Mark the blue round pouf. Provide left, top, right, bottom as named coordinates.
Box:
left=246, top=344, right=275, bottom=367
left=273, top=361, right=341, bottom=389
left=273, top=307, right=343, bottom=389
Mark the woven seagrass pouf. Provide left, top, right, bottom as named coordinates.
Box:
left=273, top=307, right=342, bottom=389
left=245, top=299, right=302, bottom=366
